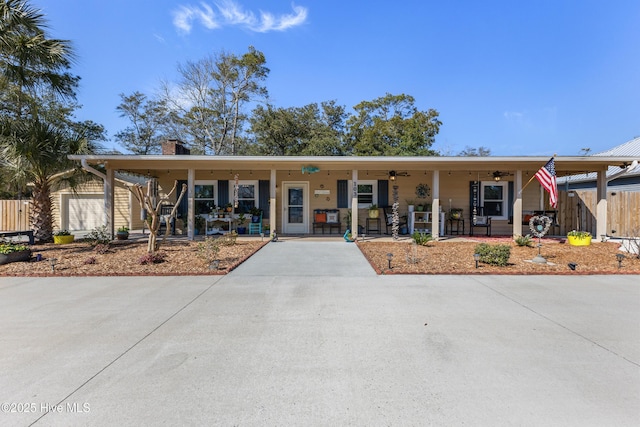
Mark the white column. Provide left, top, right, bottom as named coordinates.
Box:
left=187, top=168, right=195, bottom=240
left=432, top=170, right=440, bottom=240
left=513, top=170, right=523, bottom=237
left=351, top=169, right=358, bottom=238
left=105, top=167, right=115, bottom=238
left=596, top=168, right=608, bottom=238
left=270, top=169, right=277, bottom=237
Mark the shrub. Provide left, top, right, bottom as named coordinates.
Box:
left=85, top=226, right=111, bottom=245
left=218, top=231, right=238, bottom=246
left=138, top=252, right=166, bottom=265
left=474, top=243, right=511, bottom=266
left=514, top=234, right=534, bottom=247
left=411, top=231, right=433, bottom=246
left=197, top=237, right=221, bottom=263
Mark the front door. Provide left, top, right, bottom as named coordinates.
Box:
left=282, top=182, right=308, bottom=234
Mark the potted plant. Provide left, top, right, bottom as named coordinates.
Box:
left=405, top=199, right=415, bottom=212
left=368, top=204, right=379, bottom=219
left=0, top=242, right=32, bottom=265
left=53, top=230, right=74, bottom=244
left=450, top=208, right=463, bottom=220
left=567, top=230, right=592, bottom=246
left=116, top=226, right=129, bottom=240
left=250, top=206, right=262, bottom=223
left=236, top=213, right=248, bottom=234
left=225, top=203, right=233, bottom=213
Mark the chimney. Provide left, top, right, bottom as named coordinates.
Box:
left=162, top=139, right=190, bottom=155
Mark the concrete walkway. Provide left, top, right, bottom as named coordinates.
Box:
left=0, top=241, right=639, bottom=426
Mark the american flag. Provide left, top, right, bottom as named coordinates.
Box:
left=535, top=157, right=558, bottom=208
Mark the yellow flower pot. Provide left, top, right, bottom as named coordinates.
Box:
left=53, top=235, right=75, bottom=244
left=567, top=235, right=591, bottom=246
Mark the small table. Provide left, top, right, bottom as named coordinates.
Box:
left=366, top=217, right=382, bottom=234
left=447, top=218, right=465, bottom=235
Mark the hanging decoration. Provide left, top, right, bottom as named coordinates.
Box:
left=233, top=174, right=239, bottom=209
left=392, top=185, right=400, bottom=240
left=415, top=183, right=430, bottom=199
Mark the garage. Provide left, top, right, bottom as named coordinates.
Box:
left=63, top=194, right=104, bottom=231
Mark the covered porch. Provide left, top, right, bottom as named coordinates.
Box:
left=69, top=154, right=636, bottom=241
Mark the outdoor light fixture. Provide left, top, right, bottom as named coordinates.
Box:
left=568, top=262, right=577, bottom=271
left=389, top=170, right=396, bottom=181
left=260, top=232, right=264, bottom=242
left=386, top=253, right=394, bottom=269
left=473, top=253, right=480, bottom=269
left=49, top=258, right=58, bottom=272
left=601, top=234, right=607, bottom=242
left=616, top=253, right=625, bottom=269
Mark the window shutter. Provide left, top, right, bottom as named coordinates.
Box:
left=259, top=180, right=270, bottom=218
left=377, top=180, right=389, bottom=207
left=337, top=180, right=348, bottom=208
left=508, top=181, right=514, bottom=223
left=218, top=180, right=229, bottom=206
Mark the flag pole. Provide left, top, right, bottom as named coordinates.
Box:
left=517, top=154, right=556, bottom=195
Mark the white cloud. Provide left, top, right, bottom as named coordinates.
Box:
left=172, top=1, right=307, bottom=34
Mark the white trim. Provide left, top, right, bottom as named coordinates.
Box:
left=480, top=181, right=508, bottom=220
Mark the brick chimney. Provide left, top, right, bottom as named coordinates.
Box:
left=161, top=139, right=190, bottom=155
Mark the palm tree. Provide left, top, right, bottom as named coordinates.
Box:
left=0, top=117, right=96, bottom=242
left=1, top=0, right=77, bottom=119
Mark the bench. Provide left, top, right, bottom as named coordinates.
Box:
left=313, top=209, right=341, bottom=234
left=0, top=230, right=35, bottom=244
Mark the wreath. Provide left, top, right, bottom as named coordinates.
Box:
left=528, top=215, right=552, bottom=238
left=415, top=183, right=430, bottom=199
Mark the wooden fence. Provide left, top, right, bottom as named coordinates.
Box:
left=0, top=200, right=31, bottom=231
left=556, top=190, right=640, bottom=237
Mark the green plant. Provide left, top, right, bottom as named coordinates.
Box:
left=405, top=199, right=415, bottom=206
left=0, top=242, right=30, bottom=254
left=411, top=231, right=433, bottom=246
left=368, top=204, right=378, bottom=211
left=197, top=237, right=221, bottom=263
left=249, top=206, right=262, bottom=216
left=54, top=229, right=71, bottom=236
left=474, top=243, right=511, bottom=266
left=567, top=230, right=591, bottom=238
left=117, top=226, right=129, bottom=233
left=237, top=213, right=247, bottom=226
left=514, top=234, right=534, bottom=247
left=84, top=226, right=111, bottom=245
left=218, top=231, right=238, bottom=246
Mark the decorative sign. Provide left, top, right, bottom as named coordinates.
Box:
left=314, top=189, right=330, bottom=195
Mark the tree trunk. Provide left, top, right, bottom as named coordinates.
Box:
left=31, top=180, right=53, bottom=242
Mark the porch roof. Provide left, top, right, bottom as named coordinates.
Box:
left=69, top=155, right=639, bottom=176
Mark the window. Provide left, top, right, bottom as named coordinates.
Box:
left=232, top=180, right=258, bottom=213
left=481, top=182, right=507, bottom=220
left=351, top=180, right=377, bottom=209
left=194, top=181, right=216, bottom=215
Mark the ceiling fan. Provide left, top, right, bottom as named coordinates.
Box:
left=375, top=170, right=411, bottom=180
left=492, top=171, right=512, bottom=181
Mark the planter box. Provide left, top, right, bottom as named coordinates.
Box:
left=0, top=249, right=32, bottom=265
left=567, top=235, right=592, bottom=246
left=53, top=235, right=75, bottom=244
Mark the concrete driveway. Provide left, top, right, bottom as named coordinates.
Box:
left=1, top=241, right=639, bottom=426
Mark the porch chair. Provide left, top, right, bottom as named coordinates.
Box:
left=383, top=206, right=408, bottom=235
left=248, top=211, right=263, bottom=235
left=469, top=207, right=492, bottom=236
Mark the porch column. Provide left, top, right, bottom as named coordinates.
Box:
left=432, top=170, right=440, bottom=240
left=596, top=168, right=608, bottom=238
left=351, top=169, right=358, bottom=238
left=513, top=170, right=523, bottom=237
left=187, top=168, right=195, bottom=240
left=270, top=169, right=276, bottom=237
left=105, top=167, right=115, bottom=239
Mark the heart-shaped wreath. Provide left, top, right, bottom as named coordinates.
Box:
left=528, top=215, right=552, bottom=238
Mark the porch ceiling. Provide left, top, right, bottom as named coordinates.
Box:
left=69, top=155, right=638, bottom=177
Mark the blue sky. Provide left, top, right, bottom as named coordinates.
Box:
left=42, top=0, right=640, bottom=156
